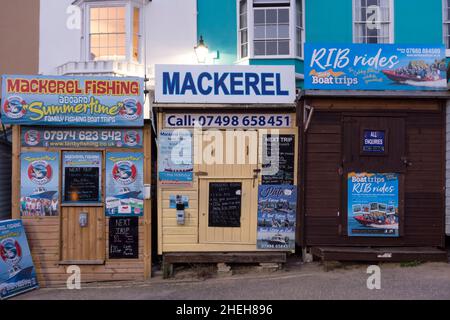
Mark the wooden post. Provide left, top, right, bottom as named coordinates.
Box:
left=11, top=126, right=20, bottom=219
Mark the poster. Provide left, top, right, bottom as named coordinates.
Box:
left=347, top=172, right=399, bottom=237
left=20, top=152, right=59, bottom=217
left=362, top=130, right=385, bottom=153
left=21, top=128, right=143, bottom=149
left=158, top=130, right=193, bottom=186
left=106, top=152, right=144, bottom=217
left=257, top=185, right=297, bottom=250
left=305, top=44, right=446, bottom=91
left=262, top=134, right=295, bottom=185
left=0, top=220, right=38, bottom=299
left=1, top=75, right=144, bottom=126
left=62, top=152, right=102, bottom=203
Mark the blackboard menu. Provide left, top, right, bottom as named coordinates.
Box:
left=262, top=134, right=295, bottom=185
left=64, top=167, right=100, bottom=202
left=109, top=217, right=139, bottom=259
left=209, top=182, right=242, bottom=228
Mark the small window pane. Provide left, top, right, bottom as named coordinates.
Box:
left=266, top=25, right=277, bottom=38
left=117, top=7, right=125, bottom=19
left=98, top=20, right=108, bottom=33
left=91, top=8, right=99, bottom=20
left=254, top=25, right=265, bottom=39
left=278, top=24, right=289, bottom=38
left=278, top=9, right=289, bottom=23
left=99, top=8, right=108, bottom=20
left=99, top=35, right=108, bottom=47
left=266, top=9, right=277, bottom=24
left=278, top=40, right=289, bottom=54
left=107, top=7, right=116, bottom=19
left=266, top=40, right=277, bottom=55
left=254, top=10, right=265, bottom=24
left=254, top=41, right=265, bottom=55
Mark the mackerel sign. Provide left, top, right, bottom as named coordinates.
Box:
left=1, top=75, right=144, bottom=126
left=155, top=65, right=296, bottom=104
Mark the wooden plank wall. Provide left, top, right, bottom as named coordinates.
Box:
left=303, top=100, right=445, bottom=248
left=12, top=125, right=152, bottom=287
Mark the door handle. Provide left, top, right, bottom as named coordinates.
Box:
left=401, top=157, right=412, bottom=167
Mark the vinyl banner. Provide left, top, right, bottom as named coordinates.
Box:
left=158, top=130, right=193, bottom=186
left=0, top=220, right=39, bottom=300
left=1, top=75, right=144, bottom=126
left=305, top=44, right=447, bottom=90
left=347, top=172, right=399, bottom=237
left=20, top=152, right=59, bottom=217
left=21, top=128, right=143, bottom=149
left=257, top=185, right=297, bottom=250
left=106, top=152, right=144, bottom=217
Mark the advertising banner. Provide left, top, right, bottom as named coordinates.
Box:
left=257, top=185, right=297, bottom=250
left=20, top=152, right=59, bottom=217
left=62, top=152, right=102, bottom=204
left=1, top=75, right=144, bottom=126
left=106, top=152, right=144, bottom=217
left=155, top=64, right=296, bottom=104
left=305, top=44, right=446, bottom=90
left=21, top=128, right=143, bottom=149
left=347, top=172, right=399, bottom=237
left=158, top=130, right=193, bottom=186
left=0, top=219, right=39, bottom=299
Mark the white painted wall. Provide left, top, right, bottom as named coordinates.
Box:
left=39, top=0, right=198, bottom=76
left=39, top=0, right=82, bottom=75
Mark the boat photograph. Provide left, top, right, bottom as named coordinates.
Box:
left=382, top=59, right=446, bottom=88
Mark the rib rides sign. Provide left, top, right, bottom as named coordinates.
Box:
left=304, top=44, right=447, bottom=91
left=1, top=75, right=144, bottom=126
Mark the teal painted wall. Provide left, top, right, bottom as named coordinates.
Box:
left=395, top=0, right=443, bottom=44
left=305, top=0, right=353, bottom=43
left=197, top=0, right=238, bottom=64
left=249, top=58, right=304, bottom=74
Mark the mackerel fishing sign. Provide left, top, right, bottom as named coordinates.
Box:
left=304, top=44, right=447, bottom=91
left=1, top=75, right=144, bottom=126
left=155, top=65, right=296, bottom=104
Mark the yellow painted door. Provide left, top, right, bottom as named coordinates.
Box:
left=198, top=130, right=258, bottom=244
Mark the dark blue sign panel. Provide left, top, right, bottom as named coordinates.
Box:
left=362, top=130, right=385, bottom=153
left=1, top=75, right=144, bottom=126
left=0, top=220, right=39, bottom=299
left=305, top=44, right=447, bottom=91
left=348, top=173, right=399, bottom=237
left=21, top=128, right=143, bottom=149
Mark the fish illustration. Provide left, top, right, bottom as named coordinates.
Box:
left=309, top=69, right=345, bottom=78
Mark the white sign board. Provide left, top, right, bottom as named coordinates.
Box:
left=155, top=64, right=296, bottom=104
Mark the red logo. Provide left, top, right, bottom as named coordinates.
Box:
left=112, top=161, right=137, bottom=185
left=28, top=161, right=52, bottom=185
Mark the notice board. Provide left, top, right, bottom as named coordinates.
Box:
left=109, top=217, right=139, bottom=259
left=208, top=182, right=242, bottom=228
left=262, top=134, right=295, bottom=185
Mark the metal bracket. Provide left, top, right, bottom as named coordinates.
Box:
left=303, top=104, right=315, bottom=133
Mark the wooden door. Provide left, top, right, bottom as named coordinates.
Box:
left=198, top=130, right=258, bottom=244
left=342, top=115, right=406, bottom=237
left=61, top=206, right=105, bottom=263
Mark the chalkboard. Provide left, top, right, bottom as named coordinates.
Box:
left=63, top=167, right=100, bottom=202
left=208, top=182, right=242, bottom=228
left=109, top=217, right=139, bottom=259
left=262, top=134, right=295, bottom=185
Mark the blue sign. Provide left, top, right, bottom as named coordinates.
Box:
left=257, top=185, right=297, bottom=250
left=105, top=152, right=144, bottom=217
left=1, top=75, right=144, bottom=126
left=21, top=128, right=143, bottom=149
left=20, top=152, right=59, bottom=217
left=362, top=130, right=385, bottom=153
left=348, top=173, right=399, bottom=237
left=305, top=44, right=447, bottom=91
left=0, top=219, right=39, bottom=299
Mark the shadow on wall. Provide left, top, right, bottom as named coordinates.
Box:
left=0, top=136, right=12, bottom=221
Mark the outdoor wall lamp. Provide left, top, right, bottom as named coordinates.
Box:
left=194, top=35, right=209, bottom=64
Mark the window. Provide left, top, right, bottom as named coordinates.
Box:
left=353, top=0, right=392, bottom=44
left=444, top=0, right=450, bottom=51
left=89, top=6, right=126, bottom=61
left=62, top=152, right=102, bottom=204
left=132, top=7, right=141, bottom=62
left=296, top=0, right=303, bottom=57
left=254, top=7, right=290, bottom=56
left=239, top=0, right=248, bottom=59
